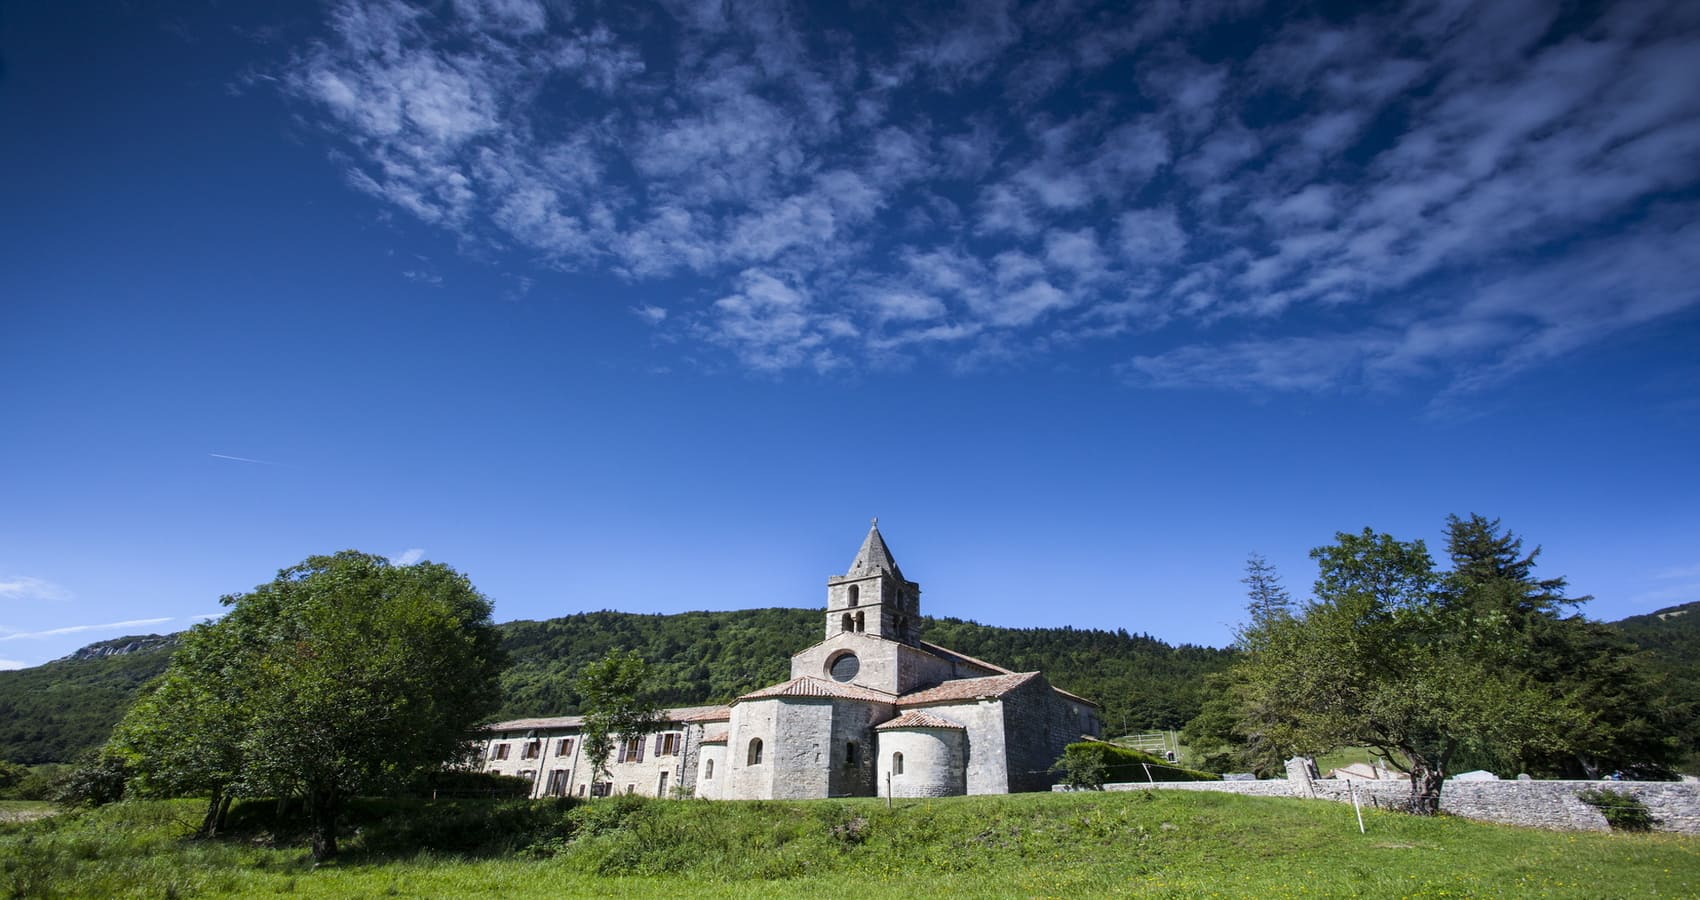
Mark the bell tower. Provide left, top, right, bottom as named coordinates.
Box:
left=824, top=519, right=922, bottom=644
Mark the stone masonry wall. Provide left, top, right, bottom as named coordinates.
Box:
left=1001, top=676, right=1095, bottom=793
left=1089, top=777, right=1700, bottom=834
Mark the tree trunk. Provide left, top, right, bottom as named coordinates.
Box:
left=199, top=787, right=224, bottom=838
left=214, top=792, right=233, bottom=834
left=309, top=787, right=340, bottom=861
left=1407, top=766, right=1444, bottom=816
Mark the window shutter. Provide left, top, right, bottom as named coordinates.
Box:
left=654, top=733, right=663, bottom=756
left=635, top=737, right=645, bottom=762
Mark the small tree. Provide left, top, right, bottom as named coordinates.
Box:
left=576, top=649, right=660, bottom=797
left=1241, top=553, right=1293, bottom=631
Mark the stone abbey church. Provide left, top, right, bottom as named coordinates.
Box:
left=480, top=523, right=1101, bottom=799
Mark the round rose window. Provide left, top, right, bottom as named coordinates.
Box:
left=829, top=652, right=860, bottom=682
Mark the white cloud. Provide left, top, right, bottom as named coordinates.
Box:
left=0, top=618, right=174, bottom=642
left=0, top=576, right=71, bottom=603
left=389, top=548, right=426, bottom=566
left=276, top=0, right=1700, bottom=386
left=0, top=659, right=25, bottom=671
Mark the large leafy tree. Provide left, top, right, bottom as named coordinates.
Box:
left=1444, top=514, right=1678, bottom=778
left=111, top=551, right=505, bottom=858
left=575, top=649, right=660, bottom=797
left=1234, top=528, right=1568, bottom=814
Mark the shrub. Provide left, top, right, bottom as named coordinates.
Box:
left=1576, top=787, right=1654, bottom=832
left=1052, top=741, right=1219, bottom=789
left=53, top=753, right=129, bottom=807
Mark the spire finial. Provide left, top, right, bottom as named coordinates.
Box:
left=871, top=516, right=879, bottom=528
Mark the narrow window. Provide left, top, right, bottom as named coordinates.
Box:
left=493, top=743, right=511, bottom=760
left=855, top=611, right=865, bottom=632
left=841, top=612, right=853, bottom=632
left=557, top=738, right=574, bottom=757
left=625, top=784, right=635, bottom=795
left=704, top=759, right=714, bottom=779
left=847, top=584, right=860, bottom=606
left=892, top=752, right=904, bottom=775
left=748, top=738, right=764, bottom=765
left=522, top=740, right=541, bottom=759
left=657, top=771, right=669, bottom=796
left=845, top=741, right=858, bottom=767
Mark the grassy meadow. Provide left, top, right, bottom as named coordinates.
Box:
left=3, top=790, right=1696, bottom=898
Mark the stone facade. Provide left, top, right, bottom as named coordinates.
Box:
left=479, top=522, right=1101, bottom=800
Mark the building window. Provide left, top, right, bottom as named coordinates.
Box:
left=655, top=732, right=681, bottom=756
left=892, top=752, right=904, bottom=775
left=704, top=759, right=714, bottom=780
left=556, top=738, right=574, bottom=757
left=855, top=611, right=865, bottom=632
left=546, top=769, right=569, bottom=796
left=591, top=782, right=611, bottom=798
left=618, top=735, right=645, bottom=763
left=625, top=784, right=636, bottom=795
left=847, top=584, right=859, bottom=606
left=492, top=743, right=510, bottom=760
left=657, top=771, right=670, bottom=796
left=522, top=740, right=541, bottom=760
left=841, top=612, right=853, bottom=632
left=577, top=784, right=586, bottom=797
left=748, top=738, right=764, bottom=765
left=829, top=652, right=859, bottom=682
left=845, top=741, right=858, bottom=767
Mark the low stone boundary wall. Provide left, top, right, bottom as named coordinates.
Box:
left=1074, top=777, right=1700, bottom=834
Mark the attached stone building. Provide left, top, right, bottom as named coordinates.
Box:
left=481, top=523, right=1100, bottom=799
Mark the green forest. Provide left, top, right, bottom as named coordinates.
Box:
left=2, top=601, right=1695, bottom=768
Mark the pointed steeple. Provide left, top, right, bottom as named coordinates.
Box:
left=826, top=519, right=923, bottom=645
left=848, top=517, right=903, bottom=581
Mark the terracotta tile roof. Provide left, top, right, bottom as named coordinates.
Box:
left=917, top=641, right=1015, bottom=675
left=701, top=729, right=729, bottom=744
left=483, top=704, right=731, bottom=734
left=671, top=704, right=732, bottom=722
left=738, top=676, right=896, bottom=703
left=484, top=715, right=584, bottom=732
left=1051, top=686, right=1099, bottom=707
left=897, top=671, right=1042, bottom=705
left=876, top=710, right=966, bottom=730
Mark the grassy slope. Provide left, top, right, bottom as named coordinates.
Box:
left=4, top=791, right=1697, bottom=899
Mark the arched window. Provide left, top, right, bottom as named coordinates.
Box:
left=847, top=584, right=859, bottom=606
left=841, top=612, right=853, bottom=632
left=704, top=759, right=714, bottom=780
left=845, top=741, right=858, bottom=767
left=855, top=611, right=865, bottom=632
left=748, top=738, right=764, bottom=765
left=892, top=752, right=904, bottom=775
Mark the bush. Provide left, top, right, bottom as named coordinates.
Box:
left=1576, top=787, right=1655, bottom=832
left=1052, top=741, right=1219, bottom=789
left=53, top=753, right=129, bottom=807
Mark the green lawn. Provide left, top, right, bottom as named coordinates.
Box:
left=3, top=791, right=1696, bottom=898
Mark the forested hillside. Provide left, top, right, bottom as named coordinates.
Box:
left=0, top=635, right=177, bottom=763
left=496, top=609, right=1234, bottom=734
left=1611, top=601, right=1700, bottom=769
left=5, top=601, right=1691, bottom=767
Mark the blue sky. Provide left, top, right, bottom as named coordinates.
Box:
left=3, top=0, right=1698, bottom=670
